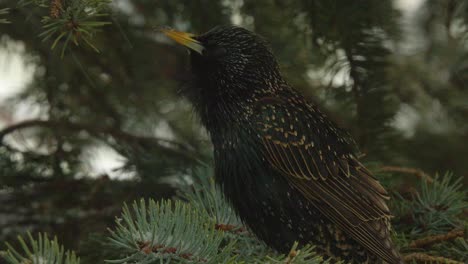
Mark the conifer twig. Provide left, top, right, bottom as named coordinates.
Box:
left=215, top=223, right=246, bottom=234
left=409, top=229, right=465, bottom=248
left=379, top=166, right=434, bottom=183
left=50, top=0, right=63, bottom=18
left=0, top=8, right=10, bottom=24
left=284, top=242, right=299, bottom=264
left=403, top=252, right=464, bottom=264
left=0, top=119, right=197, bottom=160
left=136, top=241, right=202, bottom=261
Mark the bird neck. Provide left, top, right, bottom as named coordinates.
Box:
left=188, top=76, right=285, bottom=141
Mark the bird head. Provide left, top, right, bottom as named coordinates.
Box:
left=162, top=26, right=282, bottom=92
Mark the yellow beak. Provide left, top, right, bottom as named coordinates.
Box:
left=161, top=28, right=205, bottom=55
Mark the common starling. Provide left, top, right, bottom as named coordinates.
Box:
left=163, top=26, right=403, bottom=263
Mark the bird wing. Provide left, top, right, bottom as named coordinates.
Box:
left=253, top=96, right=401, bottom=263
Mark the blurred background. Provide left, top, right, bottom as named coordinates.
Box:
left=0, top=0, right=467, bottom=262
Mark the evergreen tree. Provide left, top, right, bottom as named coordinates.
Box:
left=0, top=0, right=466, bottom=263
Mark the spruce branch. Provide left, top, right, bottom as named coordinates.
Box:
left=0, top=119, right=199, bottom=162
left=392, top=172, right=466, bottom=235
left=414, top=173, right=466, bottom=231
left=36, top=0, right=112, bottom=56
left=403, top=252, right=464, bottom=264
left=180, top=166, right=242, bottom=227
left=409, top=229, right=465, bottom=248
left=107, top=199, right=237, bottom=263
left=432, top=236, right=468, bottom=262
left=299, top=1, right=399, bottom=155
left=180, top=166, right=269, bottom=260
left=18, top=0, right=49, bottom=7
left=0, top=8, right=10, bottom=24
left=1, top=232, right=80, bottom=264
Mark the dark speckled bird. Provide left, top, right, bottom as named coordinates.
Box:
left=162, top=25, right=403, bottom=264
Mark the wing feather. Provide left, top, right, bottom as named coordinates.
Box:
left=254, top=96, right=401, bottom=263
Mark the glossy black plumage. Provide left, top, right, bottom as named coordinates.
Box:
left=176, top=26, right=402, bottom=263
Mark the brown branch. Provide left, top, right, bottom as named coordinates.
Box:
left=409, top=229, right=465, bottom=248
left=0, top=119, right=198, bottom=162
left=214, top=223, right=246, bottom=234
left=403, top=253, right=464, bottom=264
left=379, top=166, right=434, bottom=183
left=136, top=241, right=204, bottom=261
left=344, top=48, right=365, bottom=148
